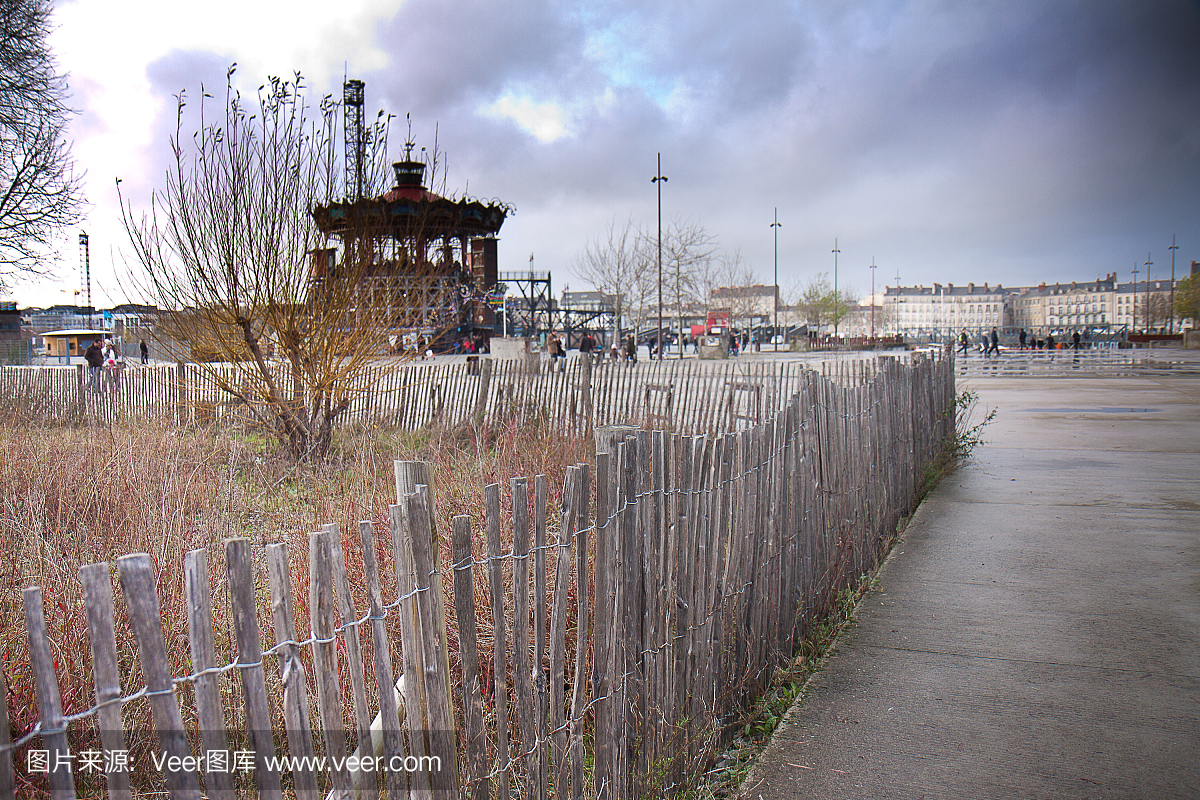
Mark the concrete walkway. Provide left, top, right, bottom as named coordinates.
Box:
left=740, top=373, right=1200, bottom=799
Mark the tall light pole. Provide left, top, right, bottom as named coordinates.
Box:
left=771, top=208, right=781, bottom=351
left=1169, top=234, right=1178, bottom=334
left=1145, top=251, right=1153, bottom=333
left=869, top=257, right=878, bottom=340
left=831, top=238, right=840, bottom=339
left=652, top=153, right=667, bottom=360
left=1132, top=261, right=1139, bottom=334
left=78, top=231, right=92, bottom=328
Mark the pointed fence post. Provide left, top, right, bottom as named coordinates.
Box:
left=23, top=586, right=76, bottom=800
left=115, top=555, right=203, bottom=800
left=78, top=563, right=132, bottom=800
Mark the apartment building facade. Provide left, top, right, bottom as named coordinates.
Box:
left=883, top=282, right=1008, bottom=338
left=884, top=273, right=1186, bottom=338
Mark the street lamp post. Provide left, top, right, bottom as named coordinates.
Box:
left=1144, top=252, right=1153, bottom=333
left=771, top=208, right=781, bottom=351
left=832, top=238, right=840, bottom=339
left=869, top=258, right=878, bottom=340
left=1132, top=261, right=1139, bottom=334
left=1169, top=234, right=1178, bottom=334
left=652, top=154, right=668, bottom=361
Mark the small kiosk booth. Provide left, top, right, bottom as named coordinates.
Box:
left=42, top=329, right=109, bottom=364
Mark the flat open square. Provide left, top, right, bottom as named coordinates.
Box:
left=744, top=371, right=1200, bottom=800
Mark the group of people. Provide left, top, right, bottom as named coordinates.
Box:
left=606, top=333, right=641, bottom=364
left=1017, top=328, right=1083, bottom=351
left=84, top=337, right=148, bottom=393
left=452, top=332, right=490, bottom=356
left=959, top=327, right=1088, bottom=357
left=959, top=327, right=1002, bottom=357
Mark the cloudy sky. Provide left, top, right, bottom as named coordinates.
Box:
left=20, top=0, right=1200, bottom=309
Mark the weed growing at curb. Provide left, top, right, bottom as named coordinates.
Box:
left=920, top=389, right=997, bottom=499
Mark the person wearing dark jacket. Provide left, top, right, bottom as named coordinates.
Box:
left=84, top=340, right=104, bottom=392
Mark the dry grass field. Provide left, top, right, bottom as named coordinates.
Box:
left=0, top=411, right=589, bottom=795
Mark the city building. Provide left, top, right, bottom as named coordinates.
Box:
left=1114, top=279, right=1176, bottom=333
left=883, top=273, right=1187, bottom=340
left=883, top=283, right=1008, bottom=339
left=710, top=284, right=778, bottom=328
left=22, top=303, right=158, bottom=335
left=1009, top=275, right=1117, bottom=332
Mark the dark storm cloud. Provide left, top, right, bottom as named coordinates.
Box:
left=369, top=0, right=591, bottom=115
left=354, top=1, right=1200, bottom=284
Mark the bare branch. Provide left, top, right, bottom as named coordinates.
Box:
left=0, top=0, right=83, bottom=285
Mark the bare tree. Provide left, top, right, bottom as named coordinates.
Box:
left=120, top=69, right=403, bottom=461
left=0, top=0, right=82, bottom=286
left=1137, top=292, right=1173, bottom=333
left=708, top=250, right=760, bottom=335
left=575, top=216, right=652, bottom=344
left=644, top=217, right=717, bottom=356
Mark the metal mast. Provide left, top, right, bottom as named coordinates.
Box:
left=1132, top=261, right=1139, bottom=334
left=771, top=208, right=781, bottom=351
left=652, top=153, right=667, bottom=360
left=1169, top=234, right=1178, bottom=334
left=343, top=79, right=366, bottom=201
left=1144, top=252, right=1153, bottom=332
left=832, top=238, right=840, bottom=338
left=870, top=257, right=878, bottom=340
left=78, top=231, right=92, bottom=327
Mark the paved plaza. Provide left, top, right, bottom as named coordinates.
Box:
left=738, top=361, right=1200, bottom=799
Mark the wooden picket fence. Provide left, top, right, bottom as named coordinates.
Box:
left=0, top=352, right=954, bottom=799
left=0, top=351, right=922, bottom=436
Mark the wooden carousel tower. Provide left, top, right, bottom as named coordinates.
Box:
left=311, top=94, right=511, bottom=347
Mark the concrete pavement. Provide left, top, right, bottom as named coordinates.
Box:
left=739, top=372, right=1200, bottom=799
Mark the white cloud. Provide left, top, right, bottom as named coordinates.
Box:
left=482, top=94, right=571, bottom=143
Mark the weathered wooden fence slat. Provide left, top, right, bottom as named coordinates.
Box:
left=450, top=515, right=489, bottom=800
left=510, top=476, right=536, bottom=795
left=78, top=563, right=132, bottom=800
left=182, top=550, right=235, bottom=799
left=483, top=482, right=511, bottom=800
left=264, top=543, right=320, bottom=800
left=116, top=555, right=202, bottom=800
left=0, top=642, right=12, bottom=799
left=533, top=473, right=550, bottom=800
left=24, top=586, right=76, bottom=800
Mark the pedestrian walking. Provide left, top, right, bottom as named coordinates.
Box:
left=1072, top=330, right=1081, bottom=351
left=989, top=327, right=1000, bottom=356
left=958, top=330, right=969, bottom=355
left=1019, top=328, right=1027, bottom=350
left=625, top=333, right=637, bottom=364
left=139, top=339, right=149, bottom=365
